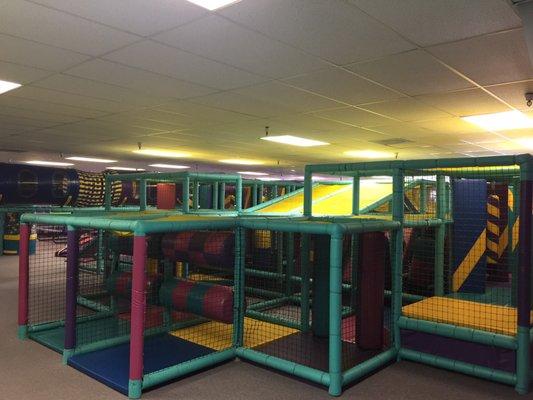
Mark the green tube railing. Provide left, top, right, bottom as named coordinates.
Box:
left=434, top=175, right=445, bottom=296
left=399, top=348, right=517, bottom=386
left=236, top=348, right=330, bottom=387
left=342, top=347, right=397, bottom=385
left=142, top=348, right=236, bottom=389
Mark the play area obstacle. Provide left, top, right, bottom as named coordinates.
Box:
left=16, top=155, right=533, bottom=397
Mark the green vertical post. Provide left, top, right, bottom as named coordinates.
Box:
left=192, top=180, right=199, bottom=210
left=273, top=184, right=279, bottom=199
left=232, top=228, right=245, bottom=347
left=434, top=175, right=445, bottom=296
left=212, top=183, right=219, bottom=210
left=182, top=176, right=190, bottom=213
left=104, top=178, right=112, bottom=211
left=349, top=234, right=359, bottom=310
left=352, top=175, right=360, bottom=215
left=329, top=233, right=343, bottom=396
left=300, top=234, right=311, bottom=332
left=391, top=169, right=405, bottom=355
left=304, top=170, right=313, bottom=217
left=219, top=182, right=226, bottom=210
left=252, top=183, right=258, bottom=206
left=510, top=181, right=519, bottom=306
left=258, top=184, right=264, bottom=204
left=96, top=229, right=104, bottom=275
left=419, top=181, right=427, bottom=214
left=139, top=179, right=147, bottom=212
left=236, top=177, right=243, bottom=212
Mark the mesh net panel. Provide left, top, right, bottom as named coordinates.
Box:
left=400, top=166, right=520, bottom=336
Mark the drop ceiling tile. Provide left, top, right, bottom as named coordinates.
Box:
left=367, top=121, right=435, bottom=139
left=311, top=106, right=398, bottom=128
left=284, top=67, right=402, bottom=105
left=428, top=30, right=532, bottom=86
left=346, top=49, right=473, bottom=96
left=8, top=86, right=134, bottom=113
left=220, top=0, right=414, bottom=65
left=0, top=114, right=59, bottom=129
left=358, top=97, right=451, bottom=122
left=65, top=59, right=215, bottom=99
left=485, top=80, right=533, bottom=111
left=0, top=105, right=80, bottom=124
left=350, top=0, right=520, bottom=46
left=235, top=82, right=343, bottom=113
left=411, top=117, right=487, bottom=135
left=190, top=91, right=294, bottom=118
left=268, top=114, right=353, bottom=133
left=0, top=96, right=106, bottom=118
left=154, top=101, right=258, bottom=125
left=415, top=88, right=511, bottom=117
left=0, top=61, right=52, bottom=84
left=0, top=33, right=90, bottom=72
left=28, top=0, right=207, bottom=37
left=33, top=74, right=168, bottom=106
left=153, top=14, right=330, bottom=79
left=0, top=1, right=139, bottom=56
left=104, top=40, right=266, bottom=90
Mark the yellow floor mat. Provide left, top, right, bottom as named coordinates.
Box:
left=171, top=317, right=297, bottom=350
left=402, top=296, right=531, bottom=336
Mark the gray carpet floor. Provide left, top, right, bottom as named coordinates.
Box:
left=0, top=255, right=527, bottom=400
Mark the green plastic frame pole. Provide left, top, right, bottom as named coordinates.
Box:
left=219, top=182, right=226, bottom=210
left=232, top=227, right=245, bottom=347
left=329, top=233, right=343, bottom=396
left=510, top=180, right=519, bottom=306
left=182, top=176, right=190, bottom=213
left=304, top=169, right=313, bottom=217
left=419, top=180, right=427, bottom=214
left=212, top=182, right=219, bottom=210
left=434, top=175, right=445, bottom=296
left=139, top=179, right=147, bottom=212
left=285, top=233, right=295, bottom=296
left=391, top=169, right=405, bottom=355
left=252, top=183, right=258, bottom=206
left=236, top=177, right=243, bottom=212
left=104, top=178, right=112, bottom=211
left=300, top=234, right=311, bottom=332
left=192, top=180, right=199, bottom=210
left=352, top=175, right=360, bottom=215
left=258, top=183, right=264, bottom=204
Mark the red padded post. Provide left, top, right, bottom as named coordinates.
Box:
left=157, top=183, right=176, bottom=210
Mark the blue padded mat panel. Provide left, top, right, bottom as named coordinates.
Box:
left=68, top=334, right=214, bottom=394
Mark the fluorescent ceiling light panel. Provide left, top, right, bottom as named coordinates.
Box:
left=149, top=164, right=190, bottom=169
left=133, top=148, right=191, bottom=158
left=106, top=166, right=145, bottom=171
left=219, top=159, right=264, bottom=165
left=0, top=79, right=21, bottom=95
left=260, top=135, right=329, bottom=147
left=237, top=171, right=269, bottom=176
left=344, top=150, right=394, bottom=159
left=25, top=160, right=74, bottom=167
left=515, top=138, right=533, bottom=148
left=185, top=0, right=241, bottom=11
left=66, top=156, right=117, bottom=163
left=461, top=111, right=533, bottom=131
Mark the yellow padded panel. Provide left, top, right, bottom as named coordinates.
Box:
left=402, top=296, right=532, bottom=336
left=171, top=317, right=297, bottom=350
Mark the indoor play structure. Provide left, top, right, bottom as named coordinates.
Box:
left=16, top=154, right=533, bottom=398
left=0, top=162, right=300, bottom=255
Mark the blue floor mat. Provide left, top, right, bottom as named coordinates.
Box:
left=68, top=334, right=214, bottom=395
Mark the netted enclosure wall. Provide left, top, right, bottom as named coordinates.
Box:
left=242, top=228, right=392, bottom=374
left=400, top=166, right=521, bottom=337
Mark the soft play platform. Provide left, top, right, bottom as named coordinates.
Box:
left=68, top=334, right=214, bottom=395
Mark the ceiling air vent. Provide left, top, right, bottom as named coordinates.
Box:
left=371, top=138, right=413, bottom=148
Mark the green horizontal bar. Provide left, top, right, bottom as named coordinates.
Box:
left=142, top=348, right=236, bottom=389
left=245, top=310, right=301, bottom=330
left=398, top=317, right=517, bottom=349
left=76, top=296, right=111, bottom=312
left=247, top=297, right=290, bottom=311
left=28, top=320, right=64, bottom=333
left=399, top=348, right=517, bottom=386
left=245, top=287, right=285, bottom=299
left=384, top=291, right=425, bottom=303
left=342, top=347, right=397, bottom=385
left=236, top=347, right=330, bottom=387
left=107, top=171, right=241, bottom=183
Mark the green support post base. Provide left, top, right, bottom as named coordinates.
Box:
left=17, top=325, right=28, bottom=340
left=62, top=348, right=74, bottom=365
left=128, top=379, right=142, bottom=399
left=328, top=377, right=342, bottom=396
left=515, top=326, right=531, bottom=394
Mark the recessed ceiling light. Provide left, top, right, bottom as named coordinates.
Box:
left=260, top=135, right=329, bottom=147
left=344, top=150, right=394, bottom=159
left=149, top=164, right=190, bottom=169
left=185, top=0, right=241, bottom=11
left=66, top=156, right=117, bottom=163
left=133, top=148, right=191, bottom=158
left=25, top=160, right=74, bottom=167
left=0, top=79, right=21, bottom=95
left=106, top=166, right=145, bottom=171
left=461, top=111, right=533, bottom=131
left=237, top=171, right=269, bottom=176
left=219, top=159, right=264, bottom=165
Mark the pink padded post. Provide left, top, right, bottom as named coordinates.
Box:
left=18, top=224, right=30, bottom=327
left=129, top=235, right=147, bottom=381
